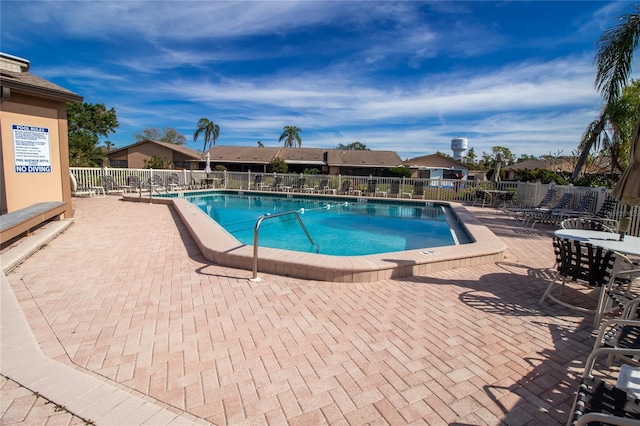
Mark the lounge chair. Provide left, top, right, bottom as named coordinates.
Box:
left=268, top=176, right=284, bottom=191
left=410, top=181, right=425, bottom=199
left=252, top=175, right=265, bottom=190
left=167, top=173, right=184, bottom=191
left=101, top=175, right=125, bottom=195
left=504, top=187, right=558, bottom=218
left=520, top=192, right=574, bottom=227
left=386, top=181, right=401, bottom=198
left=291, top=177, right=307, bottom=192
left=363, top=179, right=379, bottom=196
left=127, top=175, right=143, bottom=192
left=594, top=195, right=619, bottom=220
left=70, top=173, right=95, bottom=197
left=529, top=192, right=596, bottom=229
left=314, top=178, right=331, bottom=194
left=339, top=179, right=361, bottom=196
left=148, top=174, right=166, bottom=192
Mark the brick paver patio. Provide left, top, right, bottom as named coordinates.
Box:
left=1, top=196, right=606, bottom=425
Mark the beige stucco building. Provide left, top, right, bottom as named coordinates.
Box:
left=0, top=53, right=82, bottom=241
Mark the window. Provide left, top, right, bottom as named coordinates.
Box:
left=174, top=161, right=190, bottom=169
left=443, top=169, right=463, bottom=179
left=109, top=159, right=128, bottom=168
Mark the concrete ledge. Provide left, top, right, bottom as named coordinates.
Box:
left=164, top=194, right=506, bottom=283
left=1, top=220, right=73, bottom=274
left=0, top=201, right=68, bottom=245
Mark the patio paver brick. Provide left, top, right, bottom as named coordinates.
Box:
left=1, top=196, right=619, bottom=424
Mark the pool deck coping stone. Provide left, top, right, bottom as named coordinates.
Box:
left=132, top=193, right=506, bottom=283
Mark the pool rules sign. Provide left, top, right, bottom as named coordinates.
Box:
left=13, top=125, right=52, bottom=173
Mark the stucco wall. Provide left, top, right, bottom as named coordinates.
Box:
left=0, top=93, right=72, bottom=217
left=127, top=144, right=174, bottom=169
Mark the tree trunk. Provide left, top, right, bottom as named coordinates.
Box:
left=572, top=117, right=605, bottom=180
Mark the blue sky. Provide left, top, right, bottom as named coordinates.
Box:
left=2, top=1, right=637, bottom=160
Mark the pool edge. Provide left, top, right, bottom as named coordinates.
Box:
left=153, top=195, right=506, bottom=283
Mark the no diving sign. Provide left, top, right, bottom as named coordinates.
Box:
left=13, top=125, right=52, bottom=173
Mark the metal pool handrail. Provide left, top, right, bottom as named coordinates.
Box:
left=251, top=210, right=319, bottom=281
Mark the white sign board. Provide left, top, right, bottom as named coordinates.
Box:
left=13, top=125, right=51, bottom=173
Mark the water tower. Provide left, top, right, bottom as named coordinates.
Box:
left=451, top=137, right=468, bottom=160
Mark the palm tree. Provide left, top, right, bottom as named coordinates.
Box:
left=572, top=5, right=640, bottom=180
left=279, top=125, right=302, bottom=148
left=193, top=118, right=220, bottom=153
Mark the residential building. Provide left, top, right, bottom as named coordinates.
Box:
left=106, top=142, right=404, bottom=176
left=0, top=52, right=82, bottom=216
left=402, top=153, right=469, bottom=180
left=105, top=139, right=203, bottom=169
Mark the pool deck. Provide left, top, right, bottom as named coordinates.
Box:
left=0, top=195, right=614, bottom=425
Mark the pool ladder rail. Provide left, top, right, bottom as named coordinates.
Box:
left=250, top=210, right=319, bottom=281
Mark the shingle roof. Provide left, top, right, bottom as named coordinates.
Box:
left=273, top=148, right=327, bottom=165
left=402, top=153, right=469, bottom=169
left=327, top=150, right=403, bottom=167
left=210, top=146, right=282, bottom=164
left=107, top=140, right=203, bottom=159
left=504, top=157, right=612, bottom=174
left=210, top=146, right=402, bottom=167
left=153, top=140, right=202, bottom=158
left=0, top=60, right=83, bottom=103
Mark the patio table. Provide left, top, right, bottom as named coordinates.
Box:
left=554, top=229, right=640, bottom=326
left=553, top=229, right=640, bottom=257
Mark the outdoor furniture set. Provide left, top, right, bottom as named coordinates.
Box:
left=538, top=216, right=640, bottom=424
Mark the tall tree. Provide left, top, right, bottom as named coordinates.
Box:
left=67, top=102, right=119, bottom=166
left=336, top=141, right=369, bottom=150
left=135, top=127, right=186, bottom=145
left=279, top=125, right=302, bottom=147
left=516, top=154, right=538, bottom=163
left=573, top=5, right=640, bottom=179
left=461, top=147, right=477, bottom=167
left=193, top=118, right=220, bottom=153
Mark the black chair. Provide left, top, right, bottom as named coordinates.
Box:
left=496, top=191, right=516, bottom=211
left=127, top=175, right=142, bottom=191
left=252, top=175, right=264, bottom=190
left=540, top=237, right=617, bottom=316
left=387, top=180, right=401, bottom=198
left=504, top=187, right=558, bottom=219
left=568, top=345, right=640, bottom=425
left=593, top=300, right=640, bottom=367
left=594, top=195, right=620, bottom=219
left=522, top=192, right=574, bottom=228
left=364, top=179, right=378, bottom=195
left=294, top=177, right=307, bottom=192
left=472, top=189, right=488, bottom=207
left=561, top=217, right=619, bottom=233
left=101, top=175, right=123, bottom=194
left=529, top=192, right=597, bottom=229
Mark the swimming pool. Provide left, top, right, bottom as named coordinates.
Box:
left=186, top=194, right=468, bottom=256
left=130, top=190, right=506, bottom=282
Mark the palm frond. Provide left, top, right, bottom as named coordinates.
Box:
left=595, top=5, right=640, bottom=103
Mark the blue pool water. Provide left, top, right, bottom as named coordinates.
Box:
left=186, top=193, right=461, bottom=256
